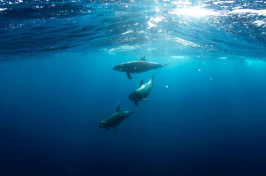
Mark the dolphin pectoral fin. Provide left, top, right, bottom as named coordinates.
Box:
left=134, top=101, right=139, bottom=106
left=112, top=126, right=119, bottom=130
left=140, top=56, right=146, bottom=61
left=142, top=98, right=149, bottom=101
left=126, top=72, right=132, bottom=79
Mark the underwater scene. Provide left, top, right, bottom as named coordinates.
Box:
left=0, top=0, right=266, bottom=175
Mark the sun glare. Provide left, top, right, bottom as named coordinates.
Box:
left=169, top=7, right=219, bottom=17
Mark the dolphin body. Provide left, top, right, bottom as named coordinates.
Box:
left=99, top=104, right=133, bottom=130
left=113, top=56, right=166, bottom=79
left=129, top=73, right=157, bottom=106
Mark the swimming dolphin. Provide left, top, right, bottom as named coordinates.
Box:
left=99, top=104, right=133, bottom=130
left=129, top=73, right=157, bottom=105
left=113, top=56, right=166, bottom=79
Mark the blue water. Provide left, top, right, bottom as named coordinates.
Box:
left=1, top=0, right=266, bottom=176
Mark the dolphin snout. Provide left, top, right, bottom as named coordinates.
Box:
left=113, top=65, right=118, bottom=70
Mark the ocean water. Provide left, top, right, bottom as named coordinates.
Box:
left=0, top=0, right=266, bottom=176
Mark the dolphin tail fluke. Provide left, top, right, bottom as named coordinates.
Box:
left=126, top=72, right=132, bottom=79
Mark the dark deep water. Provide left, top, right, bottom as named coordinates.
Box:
left=1, top=0, right=266, bottom=176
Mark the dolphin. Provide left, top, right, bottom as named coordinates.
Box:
left=113, top=56, right=166, bottom=79
left=129, top=73, right=157, bottom=106
left=99, top=104, right=133, bottom=130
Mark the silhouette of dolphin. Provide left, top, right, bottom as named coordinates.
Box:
left=129, top=73, right=157, bottom=105
left=99, top=104, right=133, bottom=130
left=113, top=56, right=166, bottom=79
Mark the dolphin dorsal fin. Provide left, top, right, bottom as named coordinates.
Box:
left=140, top=79, right=144, bottom=86
left=140, top=56, right=145, bottom=61
left=116, top=104, right=120, bottom=112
